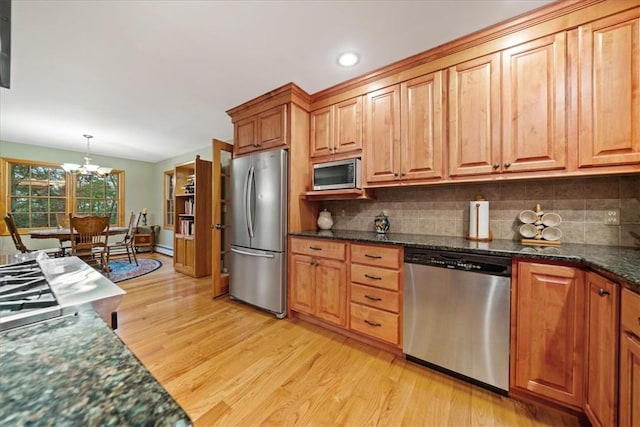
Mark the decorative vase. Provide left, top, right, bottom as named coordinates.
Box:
left=317, top=209, right=334, bottom=230
left=374, top=212, right=390, bottom=234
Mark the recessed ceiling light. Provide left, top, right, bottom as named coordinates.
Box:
left=337, top=52, right=360, bottom=67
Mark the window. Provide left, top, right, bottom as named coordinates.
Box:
left=1, top=157, right=124, bottom=233
left=163, top=170, right=175, bottom=230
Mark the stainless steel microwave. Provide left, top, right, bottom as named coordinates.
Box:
left=312, top=158, right=361, bottom=191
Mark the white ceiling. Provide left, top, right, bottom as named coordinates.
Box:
left=0, top=0, right=554, bottom=163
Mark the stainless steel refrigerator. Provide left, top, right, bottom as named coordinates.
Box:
left=230, top=149, right=288, bottom=318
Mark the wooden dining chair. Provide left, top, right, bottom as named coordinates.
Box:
left=69, top=214, right=110, bottom=273
left=3, top=213, right=63, bottom=257
left=106, top=211, right=141, bottom=267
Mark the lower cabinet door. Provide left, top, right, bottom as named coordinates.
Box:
left=289, top=254, right=315, bottom=315
left=619, top=332, right=640, bottom=427
left=315, top=259, right=347, bottom=327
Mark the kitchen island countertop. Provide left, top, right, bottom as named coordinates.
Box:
left=290, top=230, right=640, bottom=289
left=0, top=305, right=191, bottom=427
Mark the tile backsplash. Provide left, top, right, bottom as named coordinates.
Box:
left=322, top=175, right=640, bottom=247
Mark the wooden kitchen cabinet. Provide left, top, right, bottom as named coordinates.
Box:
left=449, top=33, right=567, bottom=178
left=349, top=243, right=402, bottom=346
left=584, top=272, right=619, bottom=427
left=365, top=71, right=445, bottom=185
left=310, top=96, right=362, bottom=158
left=620, top=288, right=640, bottom=427
left=289, top=237, right=347, bottom=327
left=233, top=104, right=287, bottom=156
left=512, top=261, right=585, bottom=409
left=577, top=8, right=640, bottom=169
left=173, top=156, right=212, bottom=277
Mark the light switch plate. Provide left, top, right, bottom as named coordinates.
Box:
left=604, top=209, right=620, bottom=225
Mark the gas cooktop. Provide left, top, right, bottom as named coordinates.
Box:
left=0, top=259, right=62, bottom=331
left=0, top=255, right=126, bottom=332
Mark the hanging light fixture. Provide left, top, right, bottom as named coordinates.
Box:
left=61, top=134, right=113, bottom=176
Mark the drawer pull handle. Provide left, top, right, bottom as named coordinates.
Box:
left=364, top=254, right=382, bottom=259
left=309, top=246, right=322, bottom=251
left=598, top=288, right=610, bottom=297
left=364, top=274, right=382, bottom=280
left=364, top=319, right=381, bottom=327
left=364, top=294, right=382, bottom=301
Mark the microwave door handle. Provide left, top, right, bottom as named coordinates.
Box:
left=246, top=165, right=255, bottom=239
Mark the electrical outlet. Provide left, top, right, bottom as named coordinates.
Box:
left=604, top=209, right=620, bottom=225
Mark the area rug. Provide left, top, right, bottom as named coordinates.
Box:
left=108, top=259, right=162, bottom=283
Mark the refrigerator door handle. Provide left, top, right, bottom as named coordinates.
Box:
left=231, top=247, right=275, bottom=259
left=246, top=165, right=255, bottom=239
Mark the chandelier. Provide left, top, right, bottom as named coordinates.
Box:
left=61, top=134, right=113, bottom=176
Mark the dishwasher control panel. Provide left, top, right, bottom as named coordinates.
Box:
left=404, top=248, right=512, bottom=277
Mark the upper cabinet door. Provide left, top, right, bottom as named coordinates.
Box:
left=334, top=96, right=363, bottom=154
left=234, top=116, right=258, bottom=156
left=365, top=85, right=401, bottom=183
left=400, top=71, right=445, bottom=181
left=502, top=32, right=567, bottom=173
left=310, top=106, right=333, bottom=157
left=578, top=9, right=640, bottom=167
left=448, top=53, right=501, bottom=177
left=258, top=104, right=288, bottom=150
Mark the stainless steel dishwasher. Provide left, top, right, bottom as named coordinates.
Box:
left=403, top=248, right=511, bottom=393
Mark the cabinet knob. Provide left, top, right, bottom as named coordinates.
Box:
left=598, top=288, right=610, bottom=297
left=364, top=274, right=382, bottom=280
left=213, top=224, right=222, bottom=229
left=364, top=294, right=382, bottom=301
left=393, top=173, right=398, bottom=177
left=364, top=319, right=382, bottom=327
left=401, top=172, right=406, bottom=177
left=309, top=246, right=322, bottom=251
left=504, top=162, right=511, bottom=169
left=492, top=163, right=500, bottom=170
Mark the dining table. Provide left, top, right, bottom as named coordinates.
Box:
left=29, top=226, right=129, bottom=240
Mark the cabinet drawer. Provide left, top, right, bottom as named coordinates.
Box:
left=290, top=238, right=346, bottom=260
left=350, top=303, right=399, bottom=345
left=350, top=283, right=399, bottom=313
left=351, top=264, right=399, bottom=291
left=351, top=244, right=401, bottom=269
left=622, top=288, right=640, bottom=337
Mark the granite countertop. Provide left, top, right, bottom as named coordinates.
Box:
left=0, top=305, right=191, bottom=427
left=290, top=230, right=640, bottom=289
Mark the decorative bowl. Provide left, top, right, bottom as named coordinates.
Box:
left=542, top=212, right=562, bottom=227
left=542, top=226, right=562, bottom=241
left=519, top=223, right=538, bottom=238
left=519, top=210, right=538, bottom=224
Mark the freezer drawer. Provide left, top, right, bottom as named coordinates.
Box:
left=230, top=246, right=286, bottom=317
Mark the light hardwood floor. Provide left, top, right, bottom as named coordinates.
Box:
left=116, top=253, right=581, bottom=427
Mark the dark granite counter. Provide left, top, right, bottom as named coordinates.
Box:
left=0, top=305, right=191, bottom=427
left=290, top=230, right=640, bottom=289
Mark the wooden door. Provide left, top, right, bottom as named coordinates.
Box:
left=184, top=237, right=196, bottom=275
left=334, top=96, right=363, bottom=154
left=258, top=104, right=287, bottom=150
left=310, top=106, right=333, bottom=158
left=620, top=329, right=640, bottom=427
left=448, top=52, right=501, bottom=177
left=513, top=262, right=585, bottom=408
left=315, top=258, right=347, bottom=326
left=620, top=288, right=640, bottom=427
left=211, top=139, right=233, bottom=298
left=400, top=71, right=445, bottom=181
left=584, top=272, right=619, bottom=427
left=501, top=32, right=567, bottom=173
left=289, top=254, right=315, bottom=315
left=234, top=116, right=257, bottom=156
left=578, top=9, right=640, bottom=167
left=365, top=85, right=401, bottom=183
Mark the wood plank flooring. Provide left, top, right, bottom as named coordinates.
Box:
left=115, top=253, right=581, bottom=427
